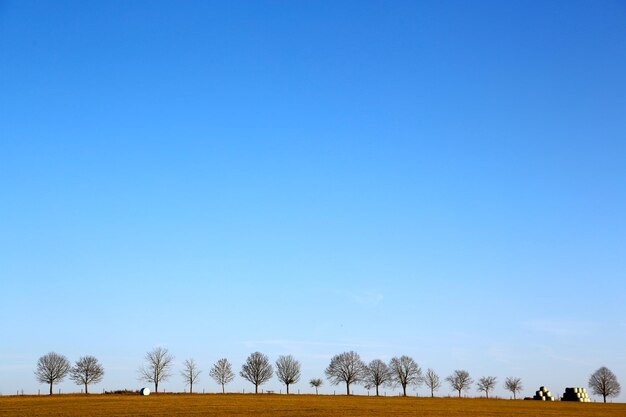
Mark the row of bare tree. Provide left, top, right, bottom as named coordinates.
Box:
left=35, top=353, right=103, bottom=395
left=34, top=349, right=621, bottom=402
left=322, top=351, right=519, bottom=399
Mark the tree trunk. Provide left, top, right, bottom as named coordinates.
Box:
left=255, top=384, right=258, bottom=394
left=49, top=382, right=53, bottom=395
left=286, top=383, right=290, bottom=394
left=513, top=392, right=516, bottom=400
left=431, top=387, right=434, bottom=398
left=376, top=385, right=379, bottom=396
left=315, top=387, right=318, bottom=395
left=190, top=382, right=193, bottom=394
left=458, top=389, right=462, bottom=398
left=486, top=390, right=489, bottom=399
left=346, top=382, right=350, bottom=396
left=222, top=384, right=225, bottom=394
left=155, top=381, right=158, bottom=393
left=604, top=394, right=607, bottom=403
left=85, top=383, right=89, bottom=394
left=402, top=384, right=407, bottom=397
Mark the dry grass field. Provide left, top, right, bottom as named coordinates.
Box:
left=1, top=394, right=625, bottom=417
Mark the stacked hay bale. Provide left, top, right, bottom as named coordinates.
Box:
left=561, top=387, right=590, bottom=402
left=533, top=386, right=555, bottom=401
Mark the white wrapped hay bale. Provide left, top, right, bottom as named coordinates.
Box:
left=562, top=387, right=589, bottom=402
left=533, top=386, right=554, bottom=401
left=140, top=387, right=151, bottom=396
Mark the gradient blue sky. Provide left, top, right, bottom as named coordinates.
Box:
left=1, top=0, right=625, bottom=399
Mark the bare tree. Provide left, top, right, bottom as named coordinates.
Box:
left=138, top=347, right=174, bottom=393
left=275, top=355, right=301, bottom=394
left=446, top=370, right=473, bottom=398
left=365, top=359, right=392, bottom=396
left=35, top=352, right=71, bottom=395
left=389, top=355, right=422, bottom=397
left=424, top=368, right=441, bottom=398
left=240, top=352, right=273, bottom=393
left=210, top=358, right=235, bottom=393
left=324, top=351, right=367, bottom=396
left=69, top=355, right=104, bottom=394
left=477, top=376, right=497, bottom=398
left=504, top=377, right=523, bottom=399
left=181, top=358, right=201, bottom=394
left=589, top=366, right=621, bottom=403
left=310, top=378, right=323, bottom=394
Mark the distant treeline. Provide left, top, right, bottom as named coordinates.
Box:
left=33, top=348, right=620, bottom=402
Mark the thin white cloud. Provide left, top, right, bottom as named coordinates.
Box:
left=530, top=344, right=594, bottom=367
left=0, top=364, right=32, bottom=371
left=325, top=288, right=385, bottom=307
left=351, top=291, right=384, bottom=307
left=447, top=346, right=471, bottom=362
left=521, top=319, right=599, bottom=338
left=486, top=347, right=515, bottom=364
left=241, top=338, right=407, bottom=352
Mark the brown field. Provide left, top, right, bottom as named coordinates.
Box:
left=0, top=394, right=624, bottom=417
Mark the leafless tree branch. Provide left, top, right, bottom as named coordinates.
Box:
left=275, top=355, right=301, bottom=394
left=389, top=355, right=422, bottom=397
left=240, top=352, right=273, bottom=394
left=324, top=351, right=367, bottom=396
left=589, top=366, right=621, bottom=403
left=504, top=377, right=523, bottom=400
left=180, top=358, right=201, bottom=394
left=424, top=368, right=441, bottom=398
left=309, top=378, right=323, bottom=394
left=364, top=359, right=392, bottom=396
left=210, top=358, right=235, bottom=394
left=35, top=352, right=71, bottom=395
left=69, top=355, right=104, bottom=394
left=446, top=369, right=473, bottom=397
left=476, top=376, right=497, bottom=398
left=138, top=347, right=174, bottom=393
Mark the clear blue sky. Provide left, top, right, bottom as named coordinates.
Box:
left=1, top=0, right=625, bottom=399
